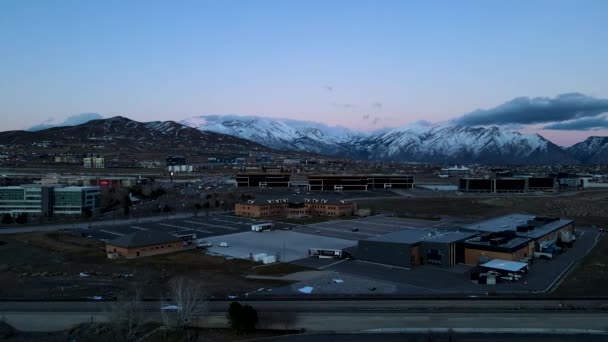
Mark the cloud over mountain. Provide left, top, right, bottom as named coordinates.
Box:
left=454, top=93, right=608, bottom=129
left=27, top=113, right=104, bottom=131
left=544, top=116, right=608, bottom=131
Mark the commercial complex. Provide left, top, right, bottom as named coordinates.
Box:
left=0, top=185, right=101, bottom=216
left=355, top=214, right=575, bottom=269
left=308, top=174, right=414, bottom=191
left=236, top=173, right=291, bottom=188
left=83, top=156, right=105, bottom=168
left=458, top=176, right=556, bottom=192
left=234, top=173, right=414, bottom=190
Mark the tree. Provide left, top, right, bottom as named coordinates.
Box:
left=14, top=213, right=28, bottom=224
left=82, top=207, right=93, bottom=219
left=193, top=203, right=201, bottom=217
left=1, top=214, right=13, bottom=225
left=170, top=277, right=209, bottom=332
left=227, top=302, right=258, bottom=334
left=163, top=204, right=173, bottom=213
left=107, top=289, right=145, bottom=342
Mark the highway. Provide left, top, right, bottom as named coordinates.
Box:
left=2, top=299, right=608, bottom=333
left=2, top=299, right=608, bottom=313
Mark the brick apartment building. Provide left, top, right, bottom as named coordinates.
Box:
left=235, top=197, right=357, bottom=218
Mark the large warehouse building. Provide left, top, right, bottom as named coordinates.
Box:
left=357, top=229, right=476, bottom=268
left=308, top=174, right=414, bottom=191
left=355, top=214, right=575, bottom=268
left=459, top=176, right=556, bottom=193
left=236, top=173, right=291, bottom=188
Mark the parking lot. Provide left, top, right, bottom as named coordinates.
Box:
left=292, top=215, right=451, bottom=241
left=75, top=215, right=290, bottom=242
left=204, top=230, right=357, bottom=262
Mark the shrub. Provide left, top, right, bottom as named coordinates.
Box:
left=227, top=302, right=258, bottom=334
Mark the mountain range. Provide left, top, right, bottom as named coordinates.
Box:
left=10, top=115, right=607, bottom=164
left=181, top=115, right=603, bottom=164
left=2, top=116, right=270, bottom=158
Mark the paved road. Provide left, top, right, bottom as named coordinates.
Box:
left=0, top=211, right=233, bottom=235
left=2, top=300, right=608, bottom=332
left=1, top=299, right=607, bottom=313
left=263, top=333, right=604, bottom=342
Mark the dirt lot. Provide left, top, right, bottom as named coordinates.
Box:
left=0, top=232, right=290, bottom=299
left=554, top=233, right=608, bottom=297
left=356, top=190, right=608, bottom=226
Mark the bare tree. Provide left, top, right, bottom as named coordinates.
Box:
left=170, top=277, right=209, bottom=331
left=107, top=289, right=146, bottom=342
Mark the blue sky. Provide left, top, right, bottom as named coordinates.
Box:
left=1, top=0, right=607, bottom=145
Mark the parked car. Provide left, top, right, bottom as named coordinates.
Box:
left=195, top=240, right=212, bottom=248
left=218, top=242, right=229, bottom=247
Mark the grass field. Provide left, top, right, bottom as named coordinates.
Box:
left=0, top=232, right=290, bottom=299
left=356, top=190, right=608, bottom=226
left=554, top=233, right=608, bottom=297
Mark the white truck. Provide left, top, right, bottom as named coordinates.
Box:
left=251, top=223, right=274, bottom=232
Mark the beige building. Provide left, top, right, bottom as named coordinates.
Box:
left=106, top=230, right=186, bottom=259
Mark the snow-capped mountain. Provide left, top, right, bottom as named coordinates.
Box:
left=182, top=115, right=578, bottom=164
left=180, top=115, right=363, bottom=154
left=567, top=137, right=608, bottom=164
left=350, top=123, right=574, bottom=164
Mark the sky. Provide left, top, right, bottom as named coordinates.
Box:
left=1, top=0, right=607, bottom=146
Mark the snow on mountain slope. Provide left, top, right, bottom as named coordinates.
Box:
left=354, top=123, right=572, bottom=164
left=180, top=115, right=579, bottom=164
left=180, top=115, right=363, bottom=153
left=567, top=136, right=608, bottom=164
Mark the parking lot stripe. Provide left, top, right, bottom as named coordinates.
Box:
left=319, top=259, right=348, bottom=269
left=99, top=229, right=125, bottom=236
left=209, top=217, right=253, bottom=226
left=183, top=220, right=238, bottom=231
left=355, top=220, right=427, bottom=230
left=130, top=226, right=148, bottom=231
left=313, top=222, right=395, bottom=234
left=301, top=225, right=376, bottom=237
left=158, top=223, right=190, bottom=231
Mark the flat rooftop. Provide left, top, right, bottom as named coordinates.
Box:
left=367, top=228, right=476, bottom=245
left=464, top=235, right=533, bottom=252
left=464, top=214, right=573, bottom=239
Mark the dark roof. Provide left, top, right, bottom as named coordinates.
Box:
left=107, top=230, right=182, bottom=248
